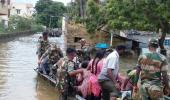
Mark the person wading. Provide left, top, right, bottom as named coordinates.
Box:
left=137, top=38, right=170, bottom=100
left=56, top=48, right=77, bottom=100
left=98, top=45, right=126, bottom=100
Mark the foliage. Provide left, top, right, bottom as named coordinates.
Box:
left=35, top=0, right=66, bottom=28
left=71, top=0, right=170, bottom=51
left=0, top=22, right=6, bottom=33
left=31, top=24, right=44, bottom=32
left=105, top=0, right=170, bottom=50
left=5, top=15, right=44, bottom=33
left=8, top=15, right=33, bottom=31
left=105, top=0, right=170, bottom=32
left=85, top=0, right=107, bottom=33
left=67, top=2, right=80, bottom=20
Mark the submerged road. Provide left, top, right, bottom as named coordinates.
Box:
left=0, top=33, right=169, bottom=100
left=0, top=34, right=65, bottom=100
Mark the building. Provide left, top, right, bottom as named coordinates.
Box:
left=0, top=0, right=10, bottom=28
left=10, top=2, right=34, bottom=17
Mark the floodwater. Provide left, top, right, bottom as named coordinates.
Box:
left=0, top=34, right=65, bottom=100
left=0, top=33, right=169, bottom=100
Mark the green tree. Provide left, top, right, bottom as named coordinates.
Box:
left=105, top=0, right=170, bottom=55
left=85, top=0, right=107, bottom=33
left=8, top=15, right=33, bottom=31
left=35, top=0, right=66, bottom=28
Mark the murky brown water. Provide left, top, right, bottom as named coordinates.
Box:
left=0, top=33, right=169, bottom=100
left=0, top=34, right=65, bottom=100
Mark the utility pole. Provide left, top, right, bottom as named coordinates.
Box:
left=110, top=31, right=113, bottom=47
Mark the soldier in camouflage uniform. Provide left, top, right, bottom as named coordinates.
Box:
left=56, top=48, right=77, bottom=100
left=37, top=31, right=50, bottom=60
left=39, top=44, right=63, bottom=76
left=137, top=38, right=170, bottom=100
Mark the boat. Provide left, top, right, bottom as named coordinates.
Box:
left=34, top=68, right=85, bottom=100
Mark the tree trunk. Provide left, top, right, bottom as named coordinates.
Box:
left=158, top=32, right=166, bottom=56
left=79, top=0, right=84, bottom=18
left=158, top=20, right=168, bottom=56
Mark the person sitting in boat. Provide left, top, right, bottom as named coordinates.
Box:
left=37, top=31, right=50, bottom=61
left=38, top=43, right=63, bottom=77
left=56, top=48, right=78, bottom=100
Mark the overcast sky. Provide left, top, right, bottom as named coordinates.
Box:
left=14, top=0, right=71, bottom=6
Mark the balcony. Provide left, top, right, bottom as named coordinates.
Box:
left=0, top=0, right=9, bottom=15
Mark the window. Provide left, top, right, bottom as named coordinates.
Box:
left=164, top=39, right=170, bottom=46
left=16, top=9, right=21, bottom=14
left=74, top=37, right=82, bottom=43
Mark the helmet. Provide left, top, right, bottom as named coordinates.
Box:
left=148, top=38, right=159, bottom=48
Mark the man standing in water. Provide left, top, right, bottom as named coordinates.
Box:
left=56, top=48, right=77, bottom=100
left=138, top=38, right=170, bottom=100
left=37, top=31, right=50, bottom=61
left=79, top=39, right=91, bottom=61
left=98, top=45, right=126, bottom=100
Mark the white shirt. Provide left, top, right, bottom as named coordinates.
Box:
left=98, top=50, right=119, bottom=80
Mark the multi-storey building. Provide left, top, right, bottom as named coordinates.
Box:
left=0, top=0, right=10, bottom=28
left=10, top=2, right=34, bottom=17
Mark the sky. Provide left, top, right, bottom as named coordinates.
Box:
left=13, top=0, right=71, bottom=6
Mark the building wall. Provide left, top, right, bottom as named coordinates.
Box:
left=10, top=3, right=34, bottom=17
left=0, top=15, right=8, bottom=28
left=0, top=0, right=9, bottom=15
left=0, top=0, right=10, bottom=28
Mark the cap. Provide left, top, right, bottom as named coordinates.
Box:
left=66, top=48, right=76, bottom=54
left=149, top=38, right=158, bottom=45
left=80, top=39, right=86, bottom=42
left=42, top=31, right=48, bottom=36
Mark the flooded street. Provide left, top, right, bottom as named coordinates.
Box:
left=0, top=33, right=169, bottom=100
left=0, top=34, right=65, bottom=100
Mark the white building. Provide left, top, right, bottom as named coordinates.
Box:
left=0, top=0, right=10, bottom=28
left=10, top=2, right=34, bottom=17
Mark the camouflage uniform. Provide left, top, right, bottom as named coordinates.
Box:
left=37, top=37, right=50, bottom=59
left=42, top=47, right=63, bottom=76
left=56, top=58, right=76, bottom=100
left=138, top=52, right=168, bottom=100
left=45, top=48, right=63, bottom=65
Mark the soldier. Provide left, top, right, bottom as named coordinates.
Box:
left=78, top=39, right=91, bottom=62
left=56, top=48, right=77, bottom=100
left=39, top=44, right=63, bottom=77
left=138, top=38, right=170, bottom=100
left=79, top=39, right=86, bottom=49
left=37, top=31, right=50, bottom=60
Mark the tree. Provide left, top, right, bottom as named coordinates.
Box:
left=105, top=0, right=170, bottom=55
left=35, top=0, right=66, bottom=28
left=8, top=15, right=33, bottom=31
left=85, top=0, right=107, bottom=33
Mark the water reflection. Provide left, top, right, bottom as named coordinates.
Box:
left=0, top=33, right=169, bottom=100
left=0, top=34, right=64, bottom=100
left=35, top=77, right=59, bottom=100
